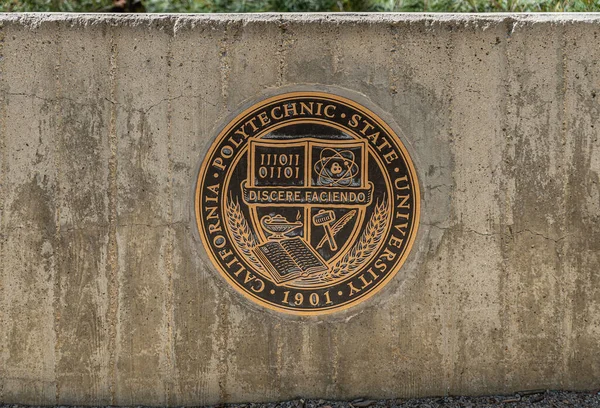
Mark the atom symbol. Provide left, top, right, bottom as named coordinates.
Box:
left=314, top=148, right=360, bottom=186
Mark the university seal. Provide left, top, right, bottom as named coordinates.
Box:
left=195, top=91, right=420, bottom=315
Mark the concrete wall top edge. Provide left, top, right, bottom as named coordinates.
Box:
left=2, top=12, right=600, bottom=28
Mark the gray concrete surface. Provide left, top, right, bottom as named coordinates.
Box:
left=0, top=12, right=599, bottom=406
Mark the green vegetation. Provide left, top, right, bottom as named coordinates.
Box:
left=1, top=0, right=599, bottom=13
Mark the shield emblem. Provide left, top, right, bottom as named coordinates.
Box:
left=239, top=136, right=373, bottom=289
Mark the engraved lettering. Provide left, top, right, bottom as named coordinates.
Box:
left=196, top=92, right=419, bottom=314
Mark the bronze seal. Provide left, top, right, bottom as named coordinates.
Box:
left=195, top=91, right=420, bottom=315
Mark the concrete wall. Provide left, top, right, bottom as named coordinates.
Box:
left=0, top=13, right=599, bottom=406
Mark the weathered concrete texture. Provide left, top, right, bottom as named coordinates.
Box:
left=0, top=12, right=599, bottom=406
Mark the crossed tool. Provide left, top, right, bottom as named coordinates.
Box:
left=312, top=209, right=357, bottom=251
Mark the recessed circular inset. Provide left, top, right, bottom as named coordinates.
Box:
left=195, top=91, right=420, bottom=315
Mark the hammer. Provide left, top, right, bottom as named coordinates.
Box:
left=313, top=210, right=337, bottom=251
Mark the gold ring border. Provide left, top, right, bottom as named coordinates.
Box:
left=195, top=91, right=421, bottom=316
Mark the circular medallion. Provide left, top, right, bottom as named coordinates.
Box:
left=195, top=91, right=420, bottom=315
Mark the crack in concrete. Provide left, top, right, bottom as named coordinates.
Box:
left=105, top=93, right=218, bottom=114
left=3, top=91, right=217, bottom=115
left=423, top=222, right=569, bottom=243
left=426, top=184, right=453, bottom=192
left=0, top=221, right=188, bottom=235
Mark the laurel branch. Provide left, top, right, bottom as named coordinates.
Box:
left=225, top=198, right=264, bottom=271
left=326, top=197, right=389, bottom=280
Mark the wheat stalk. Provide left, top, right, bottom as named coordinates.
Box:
left=225, top=198, right=264, bottom=271
left=327, top=197, right=389, bottom=279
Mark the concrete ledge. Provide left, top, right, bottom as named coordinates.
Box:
left=0, top=13, right=599, bottom=406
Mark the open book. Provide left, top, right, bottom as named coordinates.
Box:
left=254, top=237, right=328, bottom=284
